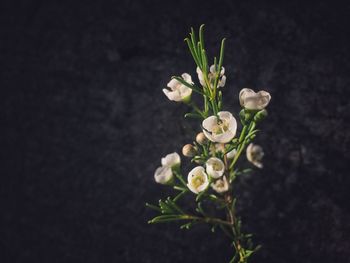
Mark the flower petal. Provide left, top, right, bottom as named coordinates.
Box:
left=154, top=166, right=173, bottom=184
left=161, top=152, right=181, bottom=167
left=167, top=79, right=179, bottom=90
left=181, top=73, right=193, bottom=84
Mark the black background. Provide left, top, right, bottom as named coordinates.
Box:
left=2, top=1, right=350, bottom=262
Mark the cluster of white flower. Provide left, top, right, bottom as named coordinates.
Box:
left=149, top=26, right=272, bottom=262
left=155, top=69, right=271, bottom=195
left=154, top=152, right=180, bottom=185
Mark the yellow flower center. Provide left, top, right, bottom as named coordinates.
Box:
left=212, top=119, right=229, bottom=135
left=212, top=162, right=223, bottom=171
left=192, top=174, right=204, bottom=188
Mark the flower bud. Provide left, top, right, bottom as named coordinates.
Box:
left=253, top=109, right=268, bottom=122
left=196, top=132, right=208, bottom=145
left=182, top=144, right=196, bottom=157
left=239, top=109, right=254, bottom=125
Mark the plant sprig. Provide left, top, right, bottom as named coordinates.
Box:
left=148, top=25, right=271, bottom=263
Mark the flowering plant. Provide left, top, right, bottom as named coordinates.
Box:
left=147, top=25, right=271, bottom=263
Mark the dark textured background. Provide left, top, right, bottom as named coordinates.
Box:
left=1, top=1, right=350, bottom=262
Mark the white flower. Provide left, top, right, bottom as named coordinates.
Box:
left=163, top=73, right=193, bottom=102
left=196, top=65, right=226, bottom=88
left=239, top=88, right=271, bottom=110
left=246, top=143, right=264, bottom=168
left=161, top=152, right=181, bottom=168
left=187, top=166, right=209, bottom=194
left=196, top=67, right=206, bottom=86
left=206, top=157, right=225, bottom=179
left=226, top=149, right=237, bottom=159
left=211, top=176, right=229, bottom=193
left=154, top=166, right=173, bottom=185
left=209, top=65, right=226, bottom=88
left=202, top=111, right=237, bottom=143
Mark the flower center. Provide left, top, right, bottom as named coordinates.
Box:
left=212, top=119, right=229, bottom=135
left=192, top=174, right=204, bottom=188
left=212, top=162, right=223, bottom=171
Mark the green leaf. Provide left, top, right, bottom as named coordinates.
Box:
left=166, top=197, right=185, bottom=214
left=185, top=38, right=201, bottom=67
left=174, top=171, right=187, bottom=188
left=159, top=199, right=173, bottom=214
left=145, top=203, right=161, bottom=212
left=184, top=112, right=203, bottom=119
left=201, top=48, right=208, bottom=74
left=199, top=24, right=205, bottom=50
left=218, top=38, right=226, bottom=72
left=195, top=190, right=207, bottom=202
left=173, top=190, right=187, bottom=202
left=180, top=222, right=193, bottom=230
left=149, top=214, right=188, bottom=223
left=195, top=202, right=206, bottom=216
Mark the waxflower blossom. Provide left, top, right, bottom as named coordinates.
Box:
left=209, top=64, right=226, bottom=88
left=196, top=67, right=206, bottom=87
left=211, top=176, right=229, bottom=193
left=196, top=65, right=226, bottom=89
left=154, top=166, right=174, bottom=185
left=246, top=143, right=264, bottom=168
left=161, top=152, right=181, bottom=168
left=163, top=73, right=193, bottom=102
left=187, top=166, right=209, bottom=194
left=226, top=149, right=237, bottom=159
left=202, top=111, right=237, bottom=143
left=206, top=157, right=225, bottom=179
left=239, top=88, right=271, bottom=110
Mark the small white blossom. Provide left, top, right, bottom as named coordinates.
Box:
left=226, top=149, right=237, bottom=159
left=163, top=73, right=193, bottom=102
left=154, top=166, right=173, bottom=185
left=206, top=157, right=225, bottom=179
left=196, top=67, right=206, bottom=86
left=209, top=65, right=226, bottom=88
left=187, top=166, right=209, bottom=194
left=246, top=143, right=264, bottom=168
left=161, top=152, right=181, bottom=168
left=239, top=88, right=271, bottom=110
left=202, top=111, right=237, bottom=143
left=196, top=65, right=226, bottom=88
left=211, top=176, right=229, bottom=193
